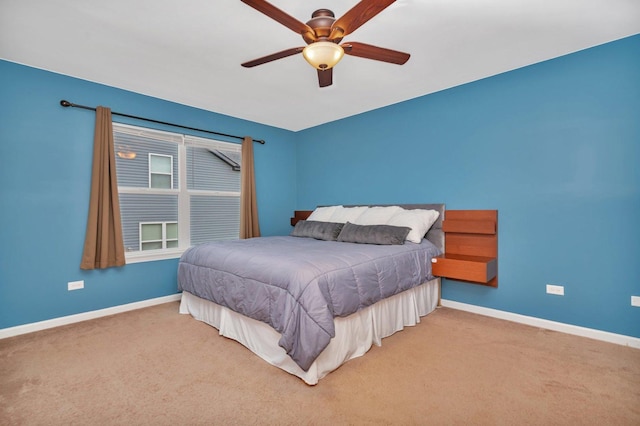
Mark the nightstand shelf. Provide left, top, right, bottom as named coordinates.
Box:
left=432, top=254, right=497, bottom=285
left=431, top=210, right=498, bottom=287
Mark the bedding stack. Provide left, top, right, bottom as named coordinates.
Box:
left=291, top=205, right=440, bottom=245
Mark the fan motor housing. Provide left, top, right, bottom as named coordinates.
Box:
left=305, top=9, right=336, bottom=42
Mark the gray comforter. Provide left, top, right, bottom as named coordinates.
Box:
left=178, top=236, right=441, bottom=371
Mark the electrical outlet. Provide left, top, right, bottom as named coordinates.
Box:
left=68, top=280, right=84, bottom=291
left=546, top=284, right=564, bottom=296
left=632, top=296, right=640, bottom=307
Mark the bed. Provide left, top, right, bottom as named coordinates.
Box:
left=178, top=204, right=445, bottom=385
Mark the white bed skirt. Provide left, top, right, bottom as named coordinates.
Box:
left=179, top=277, right=440, bottom=385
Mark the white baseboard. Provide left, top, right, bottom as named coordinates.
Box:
left=0, top=293, right=182, bottom=339
left=4, top=295, right=637, bottom=350
left=440, top=299, right=640, bottom=350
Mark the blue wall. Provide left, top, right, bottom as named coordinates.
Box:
left=296, top=35, right=640, bottom=338
left=2, top=35, right=638, bottom=338
left=0, top=61, right=297, bottom=329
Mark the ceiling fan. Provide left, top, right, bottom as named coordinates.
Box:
left=240, top=0, right=411, bottom=88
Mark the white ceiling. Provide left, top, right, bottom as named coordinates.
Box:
left=1, top=0, right=639, bottom=131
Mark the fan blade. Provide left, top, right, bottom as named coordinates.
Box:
left=330, top=0, right=396, bottom=39
left=241, top=0, right=316, bottom=41
left=241, top=47, right=304, bottom=68
left=342, top=42, right=410, bottom=65
left=317, top=68, right=333, bottom=88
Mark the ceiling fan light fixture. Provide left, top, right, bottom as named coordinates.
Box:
left=302, top=41, right=344, bottom=70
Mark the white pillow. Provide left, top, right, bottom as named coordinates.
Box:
left=386, top=209, right=440, bottom=243
left=307, top=205, right=343, bottom=222
left=328, top=206, right=369, bottom=224
left=352, top=206, right=403, bottom=225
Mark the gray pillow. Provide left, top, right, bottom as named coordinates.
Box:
left=291, top=220, right=344, bottom=241
left=336, top=222, right=411, bottom=245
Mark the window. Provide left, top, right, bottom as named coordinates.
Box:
left=140, top=222, right=178, bottom=251
left=114, top=123, right=241, bottom=262
left=149, top=154, right=173, bottom=189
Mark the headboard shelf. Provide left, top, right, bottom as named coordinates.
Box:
left=291, top=210, right=312, bottom=227
left=432, top=210, right=498, bottom=287
left=442, top=219, right=495, bottom=235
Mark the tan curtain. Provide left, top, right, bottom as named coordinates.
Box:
left=80, top=107, right=125, bottom=269
left=240, top=136, right=260, bottom=238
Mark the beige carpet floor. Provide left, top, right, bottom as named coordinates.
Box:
left=1, top=302, right=639, bottom=425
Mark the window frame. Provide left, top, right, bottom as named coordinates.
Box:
left=113, top=123, right=242, bottom=264
left=139, top=221, right=178, bottom=251
left=148, top=153, right=174, bottom=189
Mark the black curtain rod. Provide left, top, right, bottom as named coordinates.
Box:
left=59, top=100, right=265, bottom=144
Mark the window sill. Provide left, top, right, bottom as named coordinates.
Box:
left=125, top=248, right=185, bottom=264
